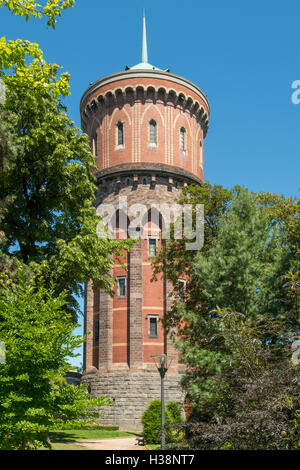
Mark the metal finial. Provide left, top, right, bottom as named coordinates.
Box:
left=142, top=10, right=148, bottom=63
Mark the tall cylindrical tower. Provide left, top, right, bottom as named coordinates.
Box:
left=80, top=16, right=209, bottom=430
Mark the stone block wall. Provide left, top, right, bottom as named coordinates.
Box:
left=81, top=370, right=186, bottom=431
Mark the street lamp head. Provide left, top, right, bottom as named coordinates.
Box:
left=151, top=353, right=174, bottom=378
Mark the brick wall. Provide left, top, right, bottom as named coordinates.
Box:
left=86, top=177, right=185, bottom=371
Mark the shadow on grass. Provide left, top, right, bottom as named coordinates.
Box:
left=49, top=429, right=141, bottom=443
left=49, top=431, right=79, bottom=443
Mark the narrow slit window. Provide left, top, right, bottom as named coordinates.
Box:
left=178, top=279, right=186, bottom=300
left=94, top=317, right=100, bottom=342
left=199, top=140, right=203, bottom=166
left=117, top=121, right=124, bottom=146
left=117, top=277, right=126, bottom=298
left=93, top=132, right=98, bottom=157
left=149, top=119, right=157, bottom=144
left=180, top=127, right=186, bottom=152
left=148, top=238, right=157, bottom=257
left=148, top=316, right=159, bottom=338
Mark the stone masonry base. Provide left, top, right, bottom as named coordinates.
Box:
left=81, top=371, right=186, bottom=431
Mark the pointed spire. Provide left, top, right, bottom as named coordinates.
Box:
left=141, top=10, right=148, bottom=64
left=128, top=12, right=164, bottom=71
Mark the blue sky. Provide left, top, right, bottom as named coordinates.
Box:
left=1, top=0, right=299, bottom=367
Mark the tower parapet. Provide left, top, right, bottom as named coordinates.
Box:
left=80, top=69, right=209, bottom=181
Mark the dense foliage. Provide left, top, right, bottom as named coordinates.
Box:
left=166, top=401, right=183, bottom=424
left=152, top=184, right=299, bottom=450
left=0, top=114, right=21, bottom=278
left=0, top=272, right=110, bottom=450
left=0, top=0, right=75, bottom=29
left=0, top=84, right=132, bottom=317
left=0, top=1, right=132, bottom=316
left=178, top=310, right=300, bottom=450
left=0, top=0, right=74, bottom=100
left=141, top=400, right=183, bottom=444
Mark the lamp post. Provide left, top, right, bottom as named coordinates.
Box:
left=151, top=353, right=173, bottom=450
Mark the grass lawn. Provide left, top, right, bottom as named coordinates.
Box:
left=145, top=444, right=161, bottom=450
left=49, top=429, right=138, bottom=441
left=48, top=442, right=90, bottom=450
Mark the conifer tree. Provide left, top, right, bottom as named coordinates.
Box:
left=172, top=189, right=293, bottom=413
left=193, top=188, right=288, bottom=317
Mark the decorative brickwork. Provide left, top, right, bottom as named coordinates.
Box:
left=80, top=71, right=208, bottom=181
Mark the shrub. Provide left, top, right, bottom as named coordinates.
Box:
left=167, top=402, right=183, bottom=423
left=142, top=400, right=184, bottom=444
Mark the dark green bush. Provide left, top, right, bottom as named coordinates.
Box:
left=142, top=400, right=172, bottom=444
left=142, top=400, right=184, bottom=444
left=167, top=402, right=183, bottom=423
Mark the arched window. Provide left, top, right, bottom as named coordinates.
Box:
left=180, top=127, right=186, bottom=152
left=116, top=121, right=124, bottom=146
left=149, top=119, right=157, bottom=144
left=199, top=140, right=203, bottom=166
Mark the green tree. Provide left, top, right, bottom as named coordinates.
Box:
left=255, top=190, right=300, bottom=262
left=152, top=181, right=233, bottom=329
left=0, top=0, right=70, bottom=279
left=153, top=185, right=299, bottom=328
left=0, top=73, right=132, bottom=318
left=0, top=0, right=133, bottom=314
left=0, top=0, right=73, bottom=242
left=192, top=188, right=290, bottom=318
left=0, top=113, right=19, bottom=277
left=0, top=0, right=130, bottom=451
left=255, top=190, right=300, bottom=325
left=0, top=271, right=110, bottom=450
left=0, top=0, right=74, bottom=99
left=0, top=0, right=75, bottom=28
left=179, top=309, right=300, bottom=450
left=157, top=188, right=297, bottom=419
left=0, top=37, right=70, bottom=100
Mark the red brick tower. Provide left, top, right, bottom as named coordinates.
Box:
left=80, top=15, right=209, bottom=429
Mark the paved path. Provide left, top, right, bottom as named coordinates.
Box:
left=71, top=437, right=145, bottom=451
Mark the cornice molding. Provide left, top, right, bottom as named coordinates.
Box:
left=95, top=162, right=202, bottom=185
left=81, top=79, right=209, bottom=137
left=80, top=69, right=209, bottom=109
